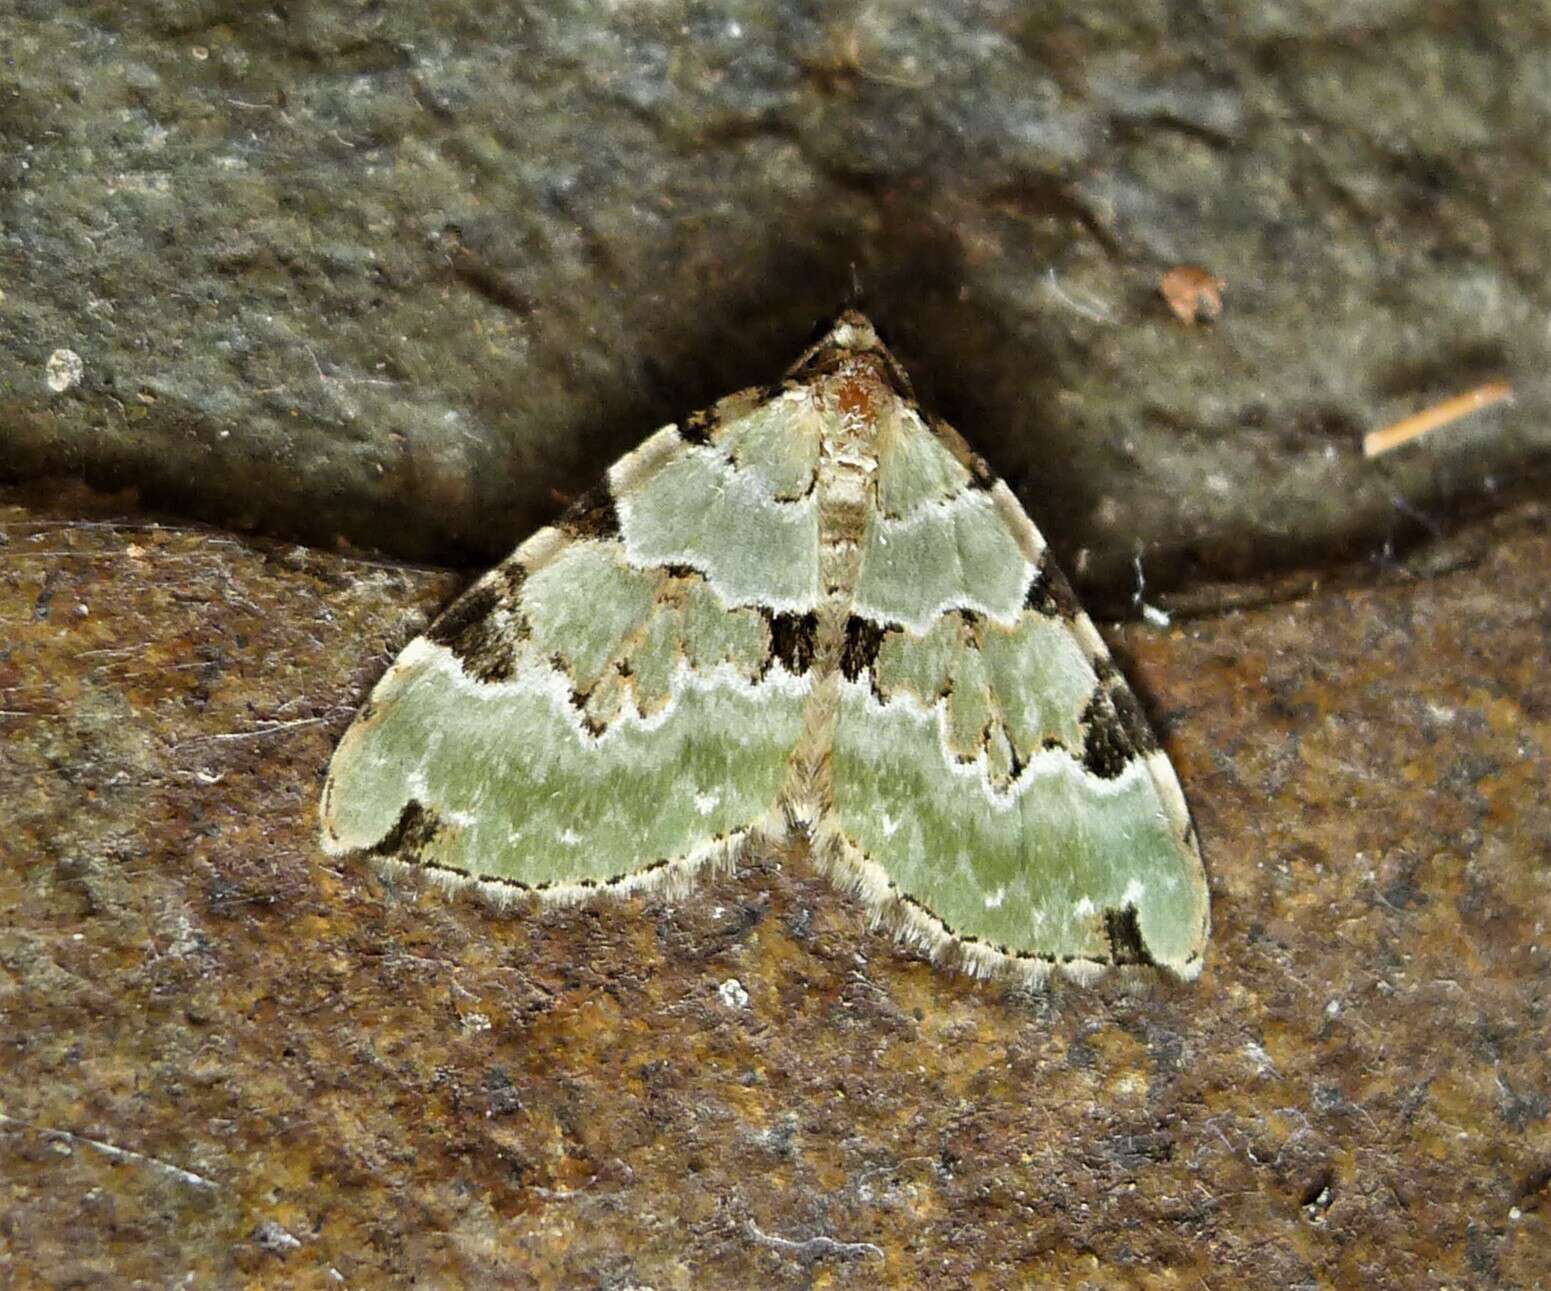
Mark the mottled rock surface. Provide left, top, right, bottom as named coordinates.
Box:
left=1, top=481, right=1546, bottom=1288
left=4, top=4, right=1548, bottom=1283
left=3, top=1, right=1547, bottom=602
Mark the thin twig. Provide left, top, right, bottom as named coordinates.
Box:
left=1363, top=381, right=1513, bottom=457
left=1045, top=267, right=1117, bottom=325
left=0, top=1112, right=218, bottom=1191
left=746, top=1220, right=884, bottom=1261
left=173, top=715, right=333, bottom=747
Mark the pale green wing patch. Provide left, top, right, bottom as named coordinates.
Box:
left=826, top=400, right=1208, bottom=981
left=614, top=398, right=822, bottom=612
left=868, top=611, right=1096, bottom=778
left=852, top=402, right=1037, bottom=633
left=874, top=402, right=971, bottom=517
left=322, top=637, right=807, bottom=891
left=825, top=671, right=1208, bottom=979
left=322, top=420, right=821, bottom=897
left=852, top=492, right=1031, bottom=632
left=710, top=388, right=822, bottom=501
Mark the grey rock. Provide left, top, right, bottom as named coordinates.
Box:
left=2, top=1, right=1545, bottom=601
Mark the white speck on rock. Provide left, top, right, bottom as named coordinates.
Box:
left=253, top=1220, right=302, bottom=1255
left=718, top=978, right=749, bottom=1010
left=46, top=348, right=84, bottom=393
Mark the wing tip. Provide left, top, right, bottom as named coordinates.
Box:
left=809, top=825, right=1210, bottom=991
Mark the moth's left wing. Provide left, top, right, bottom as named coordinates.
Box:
left=321, top=390, right=825, bottom=901
left=818, top=398, right=1209, bottom=983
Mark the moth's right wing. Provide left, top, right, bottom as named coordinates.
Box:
left=321, top=389, right=825, bottom=900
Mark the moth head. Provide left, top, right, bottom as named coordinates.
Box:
left=788, top=310, right=916, bottom=404
left=789, top=310, right=884, bottom=376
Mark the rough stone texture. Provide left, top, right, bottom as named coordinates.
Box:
left=2, top=1, right=1547, bottom=602
left=1, top=480, right=1546, bottom=1288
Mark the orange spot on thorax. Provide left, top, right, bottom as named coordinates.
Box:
left=831, top=357, right=890, bottom=425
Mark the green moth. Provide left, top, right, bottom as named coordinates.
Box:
left=321, top=314, right=1210, bottom=984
